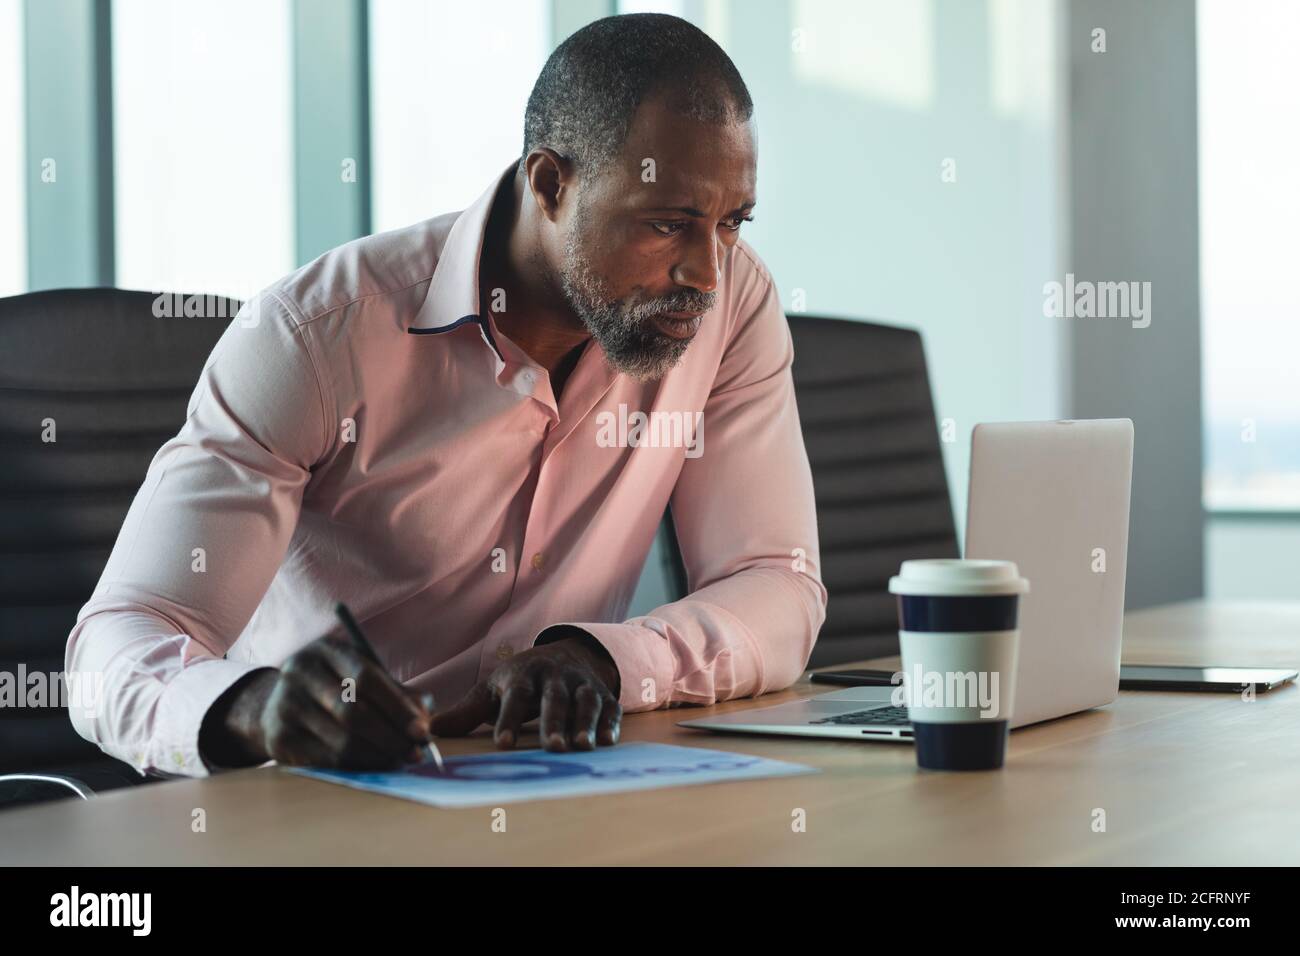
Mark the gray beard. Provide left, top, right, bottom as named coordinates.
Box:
left=559, top=226, right=717, bottom=383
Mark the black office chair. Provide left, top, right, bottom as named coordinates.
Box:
left=0, top=287, right=238, bottom=808
left=662, top=314, right=958, bottom=667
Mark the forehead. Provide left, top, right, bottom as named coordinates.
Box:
left=600, top=95, right=757, bottom=209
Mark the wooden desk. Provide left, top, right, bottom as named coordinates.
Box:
left=2, top=600, right=1297, bottom=865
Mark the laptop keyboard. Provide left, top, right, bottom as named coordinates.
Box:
left=810, top=706, right=912, bottom=727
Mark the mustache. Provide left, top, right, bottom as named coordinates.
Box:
left=626, top=288, right=718, bottom=321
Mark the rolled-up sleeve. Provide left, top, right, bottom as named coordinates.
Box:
left=537, top=254, right=828, bottom=712
left=65, top=291, right=331, bottom=777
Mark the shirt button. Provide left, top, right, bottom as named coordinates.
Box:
left=496, top=646, right=515, bottom=660
left=531, top=552, right=545, bottom=571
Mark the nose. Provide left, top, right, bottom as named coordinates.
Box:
left=670, top=229, right=720, bottom=294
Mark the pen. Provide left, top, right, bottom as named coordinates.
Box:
left=333, top=602, right=446, bottom=773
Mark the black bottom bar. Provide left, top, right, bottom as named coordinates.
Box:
left=914, top=720, right=1009, bottom=770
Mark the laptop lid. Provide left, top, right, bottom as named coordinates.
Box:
left=964, top=419, right=1134, bottom=728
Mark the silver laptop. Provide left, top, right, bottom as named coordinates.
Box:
left=679, top=418, right=1135, bottom=742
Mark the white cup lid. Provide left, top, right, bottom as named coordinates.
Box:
left=888, top=559, right=1029, bottom=597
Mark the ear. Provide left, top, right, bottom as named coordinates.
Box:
left=524, top=148, right=576, bottom=223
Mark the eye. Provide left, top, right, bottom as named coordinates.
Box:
left=722, top=215, right=755, bottom=232
left=650, top=221, right=687, bottom=236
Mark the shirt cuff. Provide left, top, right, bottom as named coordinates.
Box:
left=150, top=657, right=265, bottom=778
left=532, top=621, right=675, bottom=713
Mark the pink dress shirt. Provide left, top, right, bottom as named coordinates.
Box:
left=65, top=164, right=828, bottom=777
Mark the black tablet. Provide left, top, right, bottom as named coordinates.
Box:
left=1119, top=664, right=1298, bottom=692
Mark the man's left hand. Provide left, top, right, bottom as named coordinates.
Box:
left=428, top=634, right=622, bottom=752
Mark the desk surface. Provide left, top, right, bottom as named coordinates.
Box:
left=3, top=599, right=1298, bottom=866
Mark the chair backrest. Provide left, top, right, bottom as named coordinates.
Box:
left=788, top=315, right=958, bottom=665
left=0, top=287, right=236, bottom=792
left=659, top=314, right=958, bottom=667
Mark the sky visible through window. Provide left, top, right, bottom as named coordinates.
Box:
left=1198, top=0, right=1300, bottom=511
left=0, top=0, right=24, bottom=296
left=112, top=0, right=294, bottom=300
left=368, top=0, right=549, bottom=232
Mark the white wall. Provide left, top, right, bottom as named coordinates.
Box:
left=714, top=0, right=1068, bottom=539
left=632, top=0, right=1069, bottom=613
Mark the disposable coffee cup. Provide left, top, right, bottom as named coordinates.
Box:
left=888, top=559, right=1029, bottom=771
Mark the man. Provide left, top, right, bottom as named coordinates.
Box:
left=66, top=13, right=826, bottom=776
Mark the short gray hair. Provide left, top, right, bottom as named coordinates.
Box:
left=521, top=13, right=753, bottom=177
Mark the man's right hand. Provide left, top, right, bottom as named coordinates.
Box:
left=198, top=634, right=432, bottom=771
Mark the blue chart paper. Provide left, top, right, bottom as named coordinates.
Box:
left=289, top=742, right=817, bottom=808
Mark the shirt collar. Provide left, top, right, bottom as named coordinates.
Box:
left=407, top=161, right=517, bottom=350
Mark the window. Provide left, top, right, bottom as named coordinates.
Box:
left=368, top=0, right=549, bottom=233
left=0, top=0, right=24, bottom=296
left=112, top=0, right=294, bottom=300
left=1198, top=0, right=1300, bottom=511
